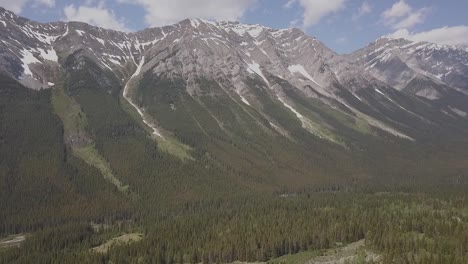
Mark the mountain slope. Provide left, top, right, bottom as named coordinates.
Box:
left=1, top=7, right=468, bottom=194
left=0, top=73, right=129, bottom=234
left=349, top=37, right=468, bottom=122
left=349, top=37, right=468, bottom=92
left=2, top=7, right=468, bottom=264
left=0, top=7, right=467, bottom=182
left=3, top=7, right=468, bottom=147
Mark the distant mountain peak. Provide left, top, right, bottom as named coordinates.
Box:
left=2, top=8, right=468, bottom=145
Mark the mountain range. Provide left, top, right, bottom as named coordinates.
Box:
left=1, top=6, right=468, bottom=263
left=2, top=7, right=468, bottom=146
left=1, top=5, right=468, bottom=192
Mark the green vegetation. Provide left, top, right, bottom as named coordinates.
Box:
left=120, top=76, right=194, bottom=161
left=157, top=137, right=194, bottom=161
left=51, top=83, right=129, bottom=193
left=0, top=74, right=130, bottom=237
left=2, top=192, right=466, bottom=263
left=73, top=145, right=130, bottom=193
left=91, top=233, right=143, bottom=253
left=267, top=239, right=379, bottom=264
left=1, top=55, right=468, bottom=264
left=0, top=234, right=27, bottom=250
left=51, top=83, right=88, bottom=135
left=268, top=249, right=322, bottom=264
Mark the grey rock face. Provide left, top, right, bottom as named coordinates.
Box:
left=0, top=9, right=383, bottom=100
left=349, top=37, right=468, bottom=97
left=1, top=7, right=467, bottom=143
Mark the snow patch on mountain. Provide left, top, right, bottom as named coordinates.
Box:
left=449, top=106, right=467, bottom=117
left=415, top=88, right=441, bottom=100
left=95, top=37, right=105, bottom=45
left=223, top=22, right=264, bottom=38
left=236, top=91, right=251, bottom=106
left=4, top=10, right=460, bottom=143
left=278, top=97, right=303, bottom=120
left=190, top=19, right=200, bottom=28
left=288, top=64, right=320, bottom=86
left=19, top=48, right=40, bottom=76
left=276, top=97, right=326, bottom=139
left=375, top=89, right=386, bottom=96
left=123, top=56, right=164, bottom=139
left=246, top=61, right=270, bottom=86
left=38, top=48, right=58, bottom=62
left=351, top=37, right=468, bottom=93
left=248, top=27, right=263, bottom=38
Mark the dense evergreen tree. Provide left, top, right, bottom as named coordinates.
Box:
left=1, top=63, right=468, bottom=264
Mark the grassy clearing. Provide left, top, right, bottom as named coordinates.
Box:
left=51, top=84, right=88, bottom=135
left=157, top=137, right=194, bottom=161
left=268, top=240, right=380, bottom=264
left=73, top=145, right=129, bottom=193
left=0, top=234, right=28, bottom=249
left=52, top=86, right=130, bottom=194
left=120, top=94, right=194, bottom=161
left=120, top=94, right=154, bottom=135
left=91, top=233, right=143, bottom=254
left=309, top=98, right=373, bottom=136
left=268, top=250, right=322, bottom=264
left=292, top=102, right=344, bottom=145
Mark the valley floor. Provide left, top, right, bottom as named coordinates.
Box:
left=1, top=191, right=467, bottom=264
left=268, top=239, right=381, bottom=264
left=0, top=234, right=27, bottom=249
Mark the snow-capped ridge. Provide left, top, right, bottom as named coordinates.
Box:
left=2, top=8, right=467, bottom=143
left=352, top=34, right=468, bottom=94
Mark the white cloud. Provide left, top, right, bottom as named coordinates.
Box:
left=289, top=19, right=300, bottom=28
left=382, top=0, right=410, bottom=20
left=352, top=1, right=372, bottom=21
left=0, top=0, right=55, bottom=13
left=284, top=0, right=296, bottom=9
left=292, top=0, right=347, bottom=28
left=117, top=0, right=257, bottom=27
left=387, top=26, right=468, bottom=46
left=63, top=4, right=129, bottom=31
left=381, top=0, right=428, bottom=30
left=391, top=8, right=429, bottom=29
left=35, top=0, right=54, bottom=7
left=336, top=36, right=348, bottom=44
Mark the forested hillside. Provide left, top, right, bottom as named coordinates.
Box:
left=0, top=74, right=130, bottom=235
left=1, top=70, right=468, bottom=263
left=1, top=8, right=468, bottom=264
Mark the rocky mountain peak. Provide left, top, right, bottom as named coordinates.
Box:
left=350, top=35, right=468, bottom=96
left=2, top=8, right=468, bottom=144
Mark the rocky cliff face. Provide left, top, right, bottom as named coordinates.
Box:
left=349, top=37, right=468, bottom=96
left=1, top=7, right=468, bottom=145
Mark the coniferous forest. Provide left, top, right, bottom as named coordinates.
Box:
left=1, top=58, right=468, bottom=264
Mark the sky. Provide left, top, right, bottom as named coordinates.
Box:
left=0, top=0, right=467, bottom=54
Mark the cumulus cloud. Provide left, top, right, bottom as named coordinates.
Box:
left=387, top=26, right=468, bottom=46
left=284, top=0, right=296, bottom=9
left=63, top=3, right=129, bottom=31
left=352, top=1, right=372, bottom=21
left=35, top=0, right=54, bottom=7
left=287, top=0, right=346, bottom=28
left=391, top=8, right=429, bottom=29
left=335, top=36, right=348, bottom=44
left=0, top=0, right=55, bottom=13
left=289, top=19, right=301, bottom=28
left=381, top=0, right=428, bottom=30
left=117, top=0, right=256, bottom=27
left=382, top=0, right=410, bottom=20
left=300, top=0, right=346, bottom=28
